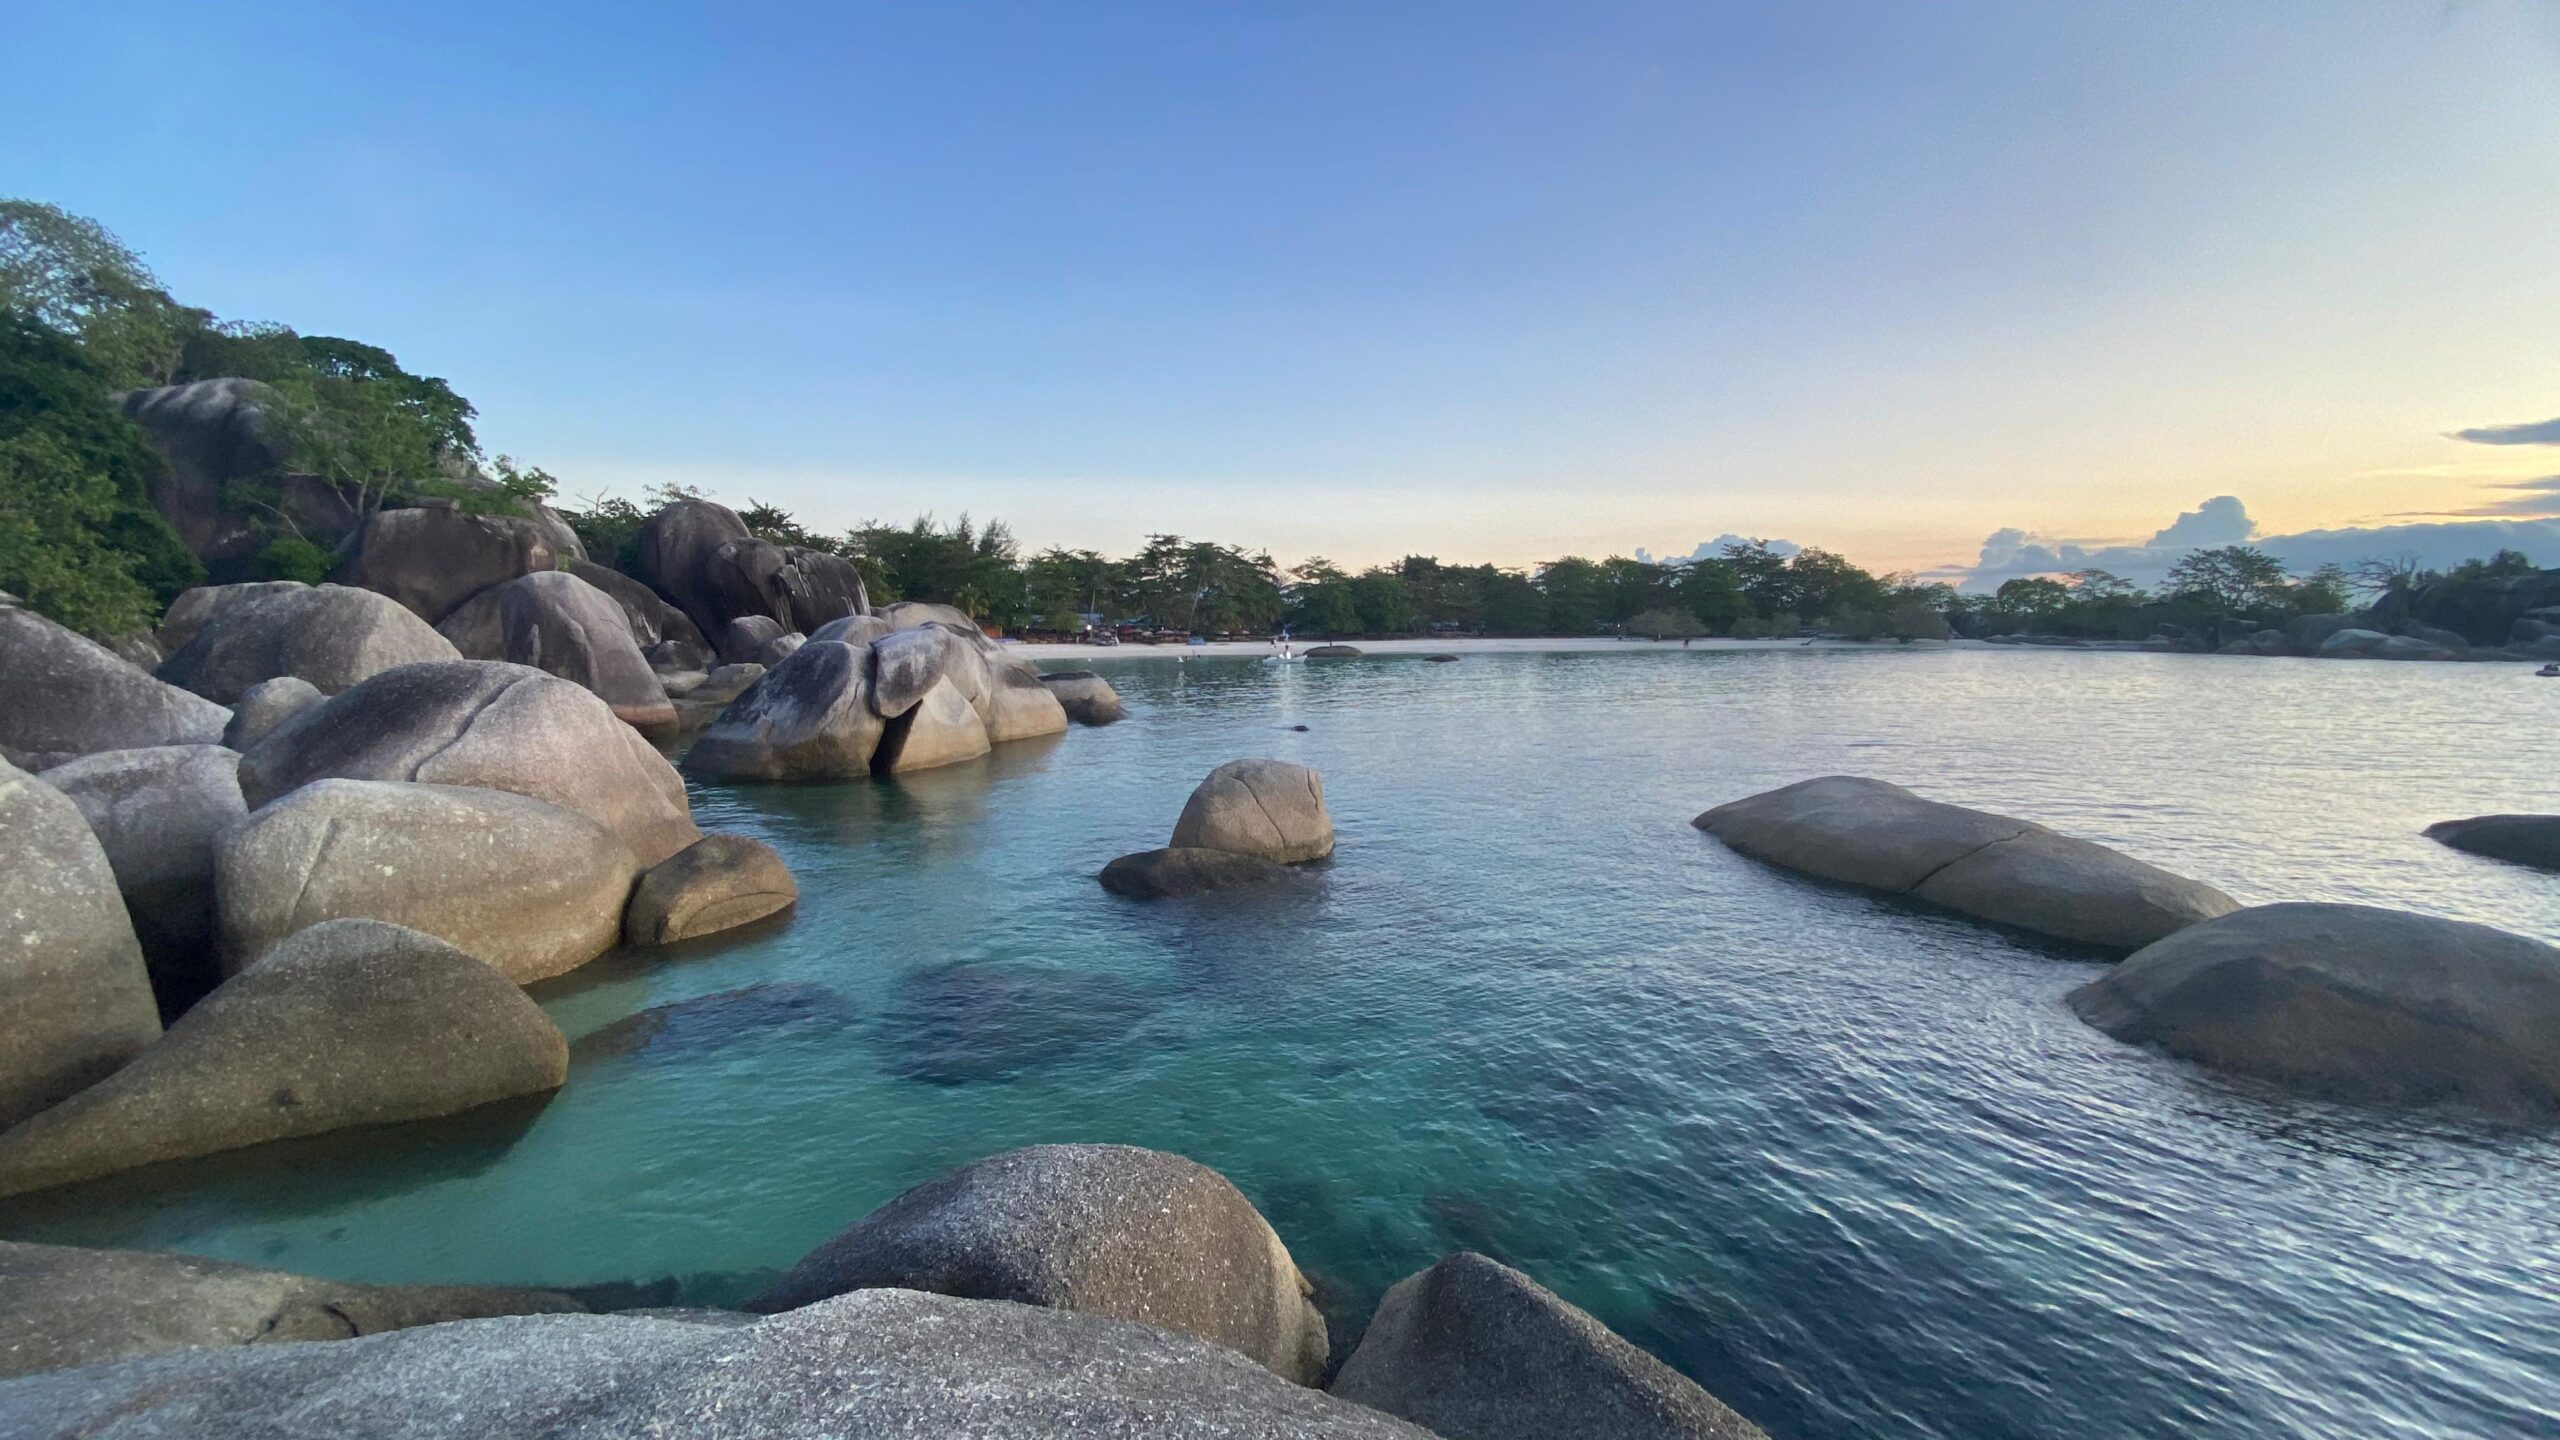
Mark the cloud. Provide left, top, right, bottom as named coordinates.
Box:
left=1933, top=495, right=2559, bottom=591
left=1636, top=534, right=1801, bottom=566
left=2451, top=417, right=2560, bottom=445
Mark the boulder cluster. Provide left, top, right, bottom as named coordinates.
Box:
left=1987, top=605, right=2560, bottom=662
left=0, top=1143, right=1772, bottom=1440
left=1699, top=775, right=2560, bottom=1116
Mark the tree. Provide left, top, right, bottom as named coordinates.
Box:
left=1674, top=557, right=1749, bottom=631
left=1285, top=558, right=1361, bottom=635
left=2163, top=545, right=2290, bottom=614
left=1481, top=570, right=1547, bottom=635
left=1887, top=598, right=1948, bottom=642
left=1624, top=607, right=1705, bottom=639
left=1786, top=547, right=1887, bottom=620
left=1721, top=540, right=1796, bottom=616
left=1993, top=576, right=2070, bottom=625
left=1348, top=571, right=1417, bottom=634
left=0, top=198, right=205, bottom=388
left=0, top=430, right=155, bottom=635
left=1537, top=556, right=1606, bottom=633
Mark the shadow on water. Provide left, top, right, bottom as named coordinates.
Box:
left=870, top=961, right=1169, bottom=1086
left=569, top=981, right=859, bottom=1066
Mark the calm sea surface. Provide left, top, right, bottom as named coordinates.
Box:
left=8, top=647, right=2559, bottom=1440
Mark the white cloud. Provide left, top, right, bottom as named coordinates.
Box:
left=1635, top=534, right=1802, bottom=566
left=1933, top=496, right=2558, bottom=591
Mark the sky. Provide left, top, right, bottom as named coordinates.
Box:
left=9, top=2, right=2560, bottom=585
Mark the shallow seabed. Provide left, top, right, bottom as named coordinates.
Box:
left=8, top=648, right=2558, bottom=1440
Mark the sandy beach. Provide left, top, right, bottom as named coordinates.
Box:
left=1002, top=634, right=1905, bottom=662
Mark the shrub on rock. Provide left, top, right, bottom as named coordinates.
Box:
left=0, top=604, right=229, bottom=767
left=2068, top=902, right=2560, bottom=1115
left=1040, top=670, right=1125, bottom=724
left=1100, top=847, right=1300, bottom=899
left=237, top=660, right=700, bottom=868
left=330, top=505, right=571, bottom=624
left=219, top=675, right=322, bottom=750
left=0, top=758, right=160, bottom=1129
left=625, top=834, right=798, bottom=945
left=1693, top=776, right=2234, bottom=952
left=1332, top=1252, right=1768, bottom=1440
left=436, top=571, right=677, bottom=734
left=684, top=641, right=882, bottom=781
left=748, top=1143, right=1329, bottom=1384
left=0, top=1240, right=584, bottom=1379
left=218, top=780, right=637, bottom=982
left=156, top=584, right=462, bottom=703
left=2425, top=814, right=2560, bottom=872
left=1172, top=759, right=1335, bottom=863
left=0, top=919, right=568, bottom=1199
left=42, top=745, right=245, bottom=1014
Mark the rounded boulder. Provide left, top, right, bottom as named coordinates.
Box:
left=330, top=506, right=569, bottom=624
left=41, top=745, right=246, bottom=1014
left=1171, top=759, right=1335, bottom=863
left=436, top=571, right=677, bottom=734
left=219, top=675, right=323, bottom=751
left=1040, top=670, right=1125, bottom=725
left=0, top=758, right=161, bottom=1129
left=625, top=833, right=799, bottom=945
left=156, top=584, right=461, bottom=703
left=2425, top=814, right=2560, bottom=872
left=0, top=605, right=230, bottom=767
left=684, top=641, right=883, bottom=781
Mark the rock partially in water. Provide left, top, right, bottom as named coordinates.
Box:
left=0, top=604, right=229, bottom=767
left=2068, top=903, right=2560, bottom=1115
left=0, top=1289, right=1428, bottom=1439
left=982, top=663, right=1070, bottom=743
left=871, top=676, right=991, bottom=774
left=0, top=1239, right=583, bottom=1379
left=1305, top=644, right=1363, bottom=657
left=42, top=745, right=245, bottom=1015
left=1040, top=670, right=1125, bottom=724
left=1101, top=846, right=1302, bottom=899
left=2425, top=814, right=2560, bottom=872
left=571, top=982, right=854, bottom=1065
left=623, top=834, right=798, bottom=945
left=0, top=758, right=159, bottom=1130
left=1332, top=1252, right=1769, bottom=1440
left=749, top=1143, right=1330, bottom=1384
left=635, top=499, right=869, bottom=641
left=0, top=920, right=567, bottom=1199
left=873, top=962, right=1158, bottom=1086
left=869, top=624, right=958, bottom=717
left=436, top=571, right=677, bottom=735
left=684, top=641, right=882, bottom=781
left=1172, top=759, right=1336, bottom=863
left=220, top=675, right=322, bottom=750
left=1693, top=775, right=2234, bottom=952
left=218, top=780, right=636, bottom=982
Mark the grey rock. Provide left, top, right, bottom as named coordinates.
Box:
left=0, top=1289, right=1428, bottom=1439
left=2425, top=814, right=2560, bottom=872
left=0, top=758, right=160, bottom=1129
left=0, top=605, right=230, bottom=764
left=157, top=584, right=462, bottom=702
left=2069, top=903, right=2560, bottom=1114
left=757, top=631, right=806, bottom=666
left=684, top=642, right=883, bottom=781
left=1040, top=670, right=1125, bottom=724
left=1100, top=847, right=1301, bottom=899
left=117, top=380, right=340, bottom=566
left=624, top=834, right=798, bottom=945
left=436, top=571, right=677, bottom=734
left=874, top=600, right=981, bottom=635
left=0, top=1240, right=583, bottom=1380
left=1694, top=776, right=2235, bottom=952
left=2396, top=620, right=2470, bottom=653
left=221, top=676, right=324, bottom=750
left=748, top=1144, right=1329, bottom=1384
left=634, top=500, right=868, bottom=641
left=1332, top=1252, right=1768, bottom=1440
left=100, top=631, right=162, bottom=670
left=565, top=561, right=712, bottom=671
left=2316, top=627, right=2390, bottom=657
left=1171, top=759, right=1335, bottom=863
left=1305, top=644, right=1363, bottom=658
left=218, top=780, right=636, bottom=983
left=331, top=506, right=570, bottom=624
left=2284, top=613, right=2362, bottom=653
left=41, top=745, right=245, bottom=1013
left=870, top=676, right=991, bottom=774
left=0, top=919, right=567, bottom=1199
left=155, top=581, right=308, bottom=655
left=983, top=663, right=1070, bottom=743
left=719, top=614, right=787, bottom=666
left=2375, top=634, right=2454, bottom=660
left=238, top=660, right=700, bottom=868
left=808, top=613, right=893, bottom=648
left=869, top=625, right=958, bottom=717
left=692, top=662, right=764, bottom=704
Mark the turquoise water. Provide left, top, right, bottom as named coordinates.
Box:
left=8, top=647, right=2559, bottom=1439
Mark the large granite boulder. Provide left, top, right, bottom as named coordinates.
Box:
left=1693, top=776, right=2235, bottom=952
left=330, top=505, right=568, bottom=624
left=874, top=600, right=980, bottom=635
left=156, top=584, right=462, bottom=702
left=0, top=920, right=568, bottom=1198
left=0, top=759, right=160, bottom=1129
left=718, top=614, right=787, bottom=666
left=2068, top=903, right=2560, bottom=1114
left=871, top=676, right=992, bottom=774
left=2425, top=814, right=2560, bottom=872
left=0, top=1289, right=1427, bottom=1439
left=41, top=745, right=246, bottom=1013
left=1332, top=1252, right=1769, bottom=1440
left=868, top=624, right=962, bottom=716
left=564, top=560, right=711, bottom=672
left=220, top=676, right=324, bottom=750
left=436, top=571, right=676, bottom=733
left=0, top=604, right=230, bottom=766
left=624, top=834, right=798, bottom=945
left=683, top=640, right=884, bottom=780
left=1171, top=759, right=1336, bottom=863
left=2316, top=628, right=2452, bottom=661
left=1041, top=670, right=1125, bottom=724
left=117, top=380, right=345, bottom=566
left=155, top=581, right=308, bottom=654
left=238, top=661, right=699, bottom=868
left=2396, top=620, right=2471, bottom=654
left=1100, top=847, right=1301, bottom=899
left=983, top=663, right=1070, bottom=743
left=2283, top=612, right=2362, bottom=653
left=808, top=613, right=893, bottom=648
left=0, top=1241, right=584, bottom=1379
left=218, top=780, right=636, bottom=983
left=748, top=1144, right=1328, bottom=1384
left=634, top=500, right=868, bottom=641
left=634, top=499, right=755, bottom=638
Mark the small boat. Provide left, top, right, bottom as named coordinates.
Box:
left=2539, top=663, right=2560, bottom=678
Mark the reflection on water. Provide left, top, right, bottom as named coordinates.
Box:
left=6, top=647, right=2558, bottom=1440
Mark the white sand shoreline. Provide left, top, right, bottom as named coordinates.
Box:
left=1003, top=634, right=1919, bottom=662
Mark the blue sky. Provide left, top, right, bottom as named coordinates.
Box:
left=10, top=2, right=2560, bottom=577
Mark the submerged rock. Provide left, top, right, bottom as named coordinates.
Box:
left=1332, top=1252, right=1768, bottom=1440
left=1100, top=846, right=1302, bottom=899
left=0, top=604, right=229, bottom=766
left=683, top=640, right=882, bottom=780
left=1171, top=759, right=1336, bottom=863
left=571, top=982, right=853, bottom=1064
left=2425, top=814, right=2560, bottom=872
left=0, top=1240, right=583, bottom=1380
left=42, top=745, right=245, bottom=1014
left=156, top=584, right=462, bottom=703
left=435, top=571, right=677, bottom=734
left=0, top=1289, right=1426, bottom=1439
left=2068, top=902, right=2560, bottom=1114
left=624, top=833, right=798, bottom=945
left=1693, top=776, right=2234, bottom=952
left=1039, top=670, right=1125, bottom=724
left=0, top=758, right=160, bottom=1130
left=749, top=1144, right=1329, bottom=1384
left=0, top=920, right=567, bottom=1199
left=218, top=780, right=636, bottom=982
left=872, top=963, right=1159, bottom=1086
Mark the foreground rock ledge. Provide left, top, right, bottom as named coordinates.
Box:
left=1694, top=775, right=2235, bottom=952
left=0, top=1290, right=1428, bottom=1439
left=2068, top=902, right=2560, bottom=1115
left=1333, top=1252, right=1769, bottom=1440
left=749, top=1143, right=1330, bottom=1385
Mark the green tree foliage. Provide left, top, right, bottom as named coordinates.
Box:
left=1536, top=556, right=1606, bottom=634
left=2163, top=545, right=2292, bottom=614
left=0, top=200, right=205, bottom=388
left=0, top=430, right=155, bottom=635
left=848, top=514, right=1029, bottom=623
left=1624, top=607, right=1705, bottom=638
